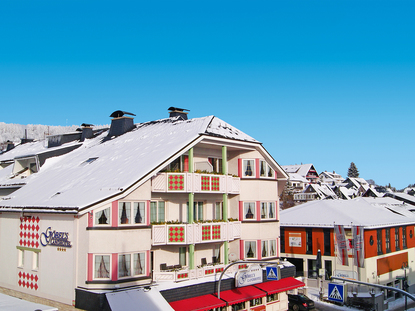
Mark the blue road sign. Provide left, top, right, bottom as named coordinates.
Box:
left=266, top=267, right=279, bottom=280
left=328, top=283, right=344, bottom=303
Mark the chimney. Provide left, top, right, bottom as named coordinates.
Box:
left=168, top=107, right=189, bottom=120
left=107, top=110, right=136, bottom=137
left=80, top=123, right=94, bottom=142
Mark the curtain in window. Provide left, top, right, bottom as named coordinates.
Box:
left=215, top=203, right=221, bottom=220
left=268, top=166, right=274, bottom=177
left=269, top=240, right=276, bottom=256
left=119, top=202, right=130, bottom=224
left=261, top=203, right=267, bottom=219
left=119, top=254, right=131, bottom=277
left=134, top=202, right=144, bottom=224
left=260, top=161, right=265, bottom=177
left=95, top=255, right=110, bottom=278
left=158, top=202, right=165, bottom=222
left=244, top=203, right=254, bottom=219
left=134, top=253, right=144, bottom=275
left=96, top=208, right=110, bottom=225
left=244, top=160, right=253, bottom=176
left=269, top=202, right=275, bottom=218
left=214, top=245, right=221, bottom=262
left=150, top=202, right=157, bottom=223
left=262, top=241, right=268, bottom=257
left=245, top=241, right=256, bottom=258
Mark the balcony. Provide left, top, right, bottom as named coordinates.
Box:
left=152, top=221, right=241, bottom=246
left=151, top=172, right=240, bottom=194
left=153, top=263, right=248, bottom=282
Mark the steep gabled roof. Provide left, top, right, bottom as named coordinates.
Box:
left=281, top=164, right=316, bottom=178
left=0, top=116, right=263, bottom=213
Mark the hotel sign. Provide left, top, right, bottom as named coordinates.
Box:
left=235, top=264, right=263, bottom=287
left=40, top=227, right=72, bottom=248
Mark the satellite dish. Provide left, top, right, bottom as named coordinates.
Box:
left=229, top=253, right=237, bottom=261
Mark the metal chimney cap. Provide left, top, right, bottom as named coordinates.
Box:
left=168, top=107, right=190, bottom=112
left=110, top=110, right=136, bottom=118
left=81, top=123, right=94, bottom=128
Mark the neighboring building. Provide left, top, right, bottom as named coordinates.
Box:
left=294, top=183, right=337, bottom=202
left=319, top=171, right=344, bottom=186
left=281, top=164, right=319, bottom=184
left=384, top=192, right=415, bottom=207
left=280, top=197, right=415, bottom=294
left=0, top=108, right=305, bottom=311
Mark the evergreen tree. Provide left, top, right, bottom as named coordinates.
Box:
left=347, top=162, right=359, bottom=178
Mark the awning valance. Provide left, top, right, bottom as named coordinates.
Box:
left=254, top=277, right=305, bottom=295
left=169, top=294, right=226, bottom=311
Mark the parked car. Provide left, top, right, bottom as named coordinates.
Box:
left=288, top=294, right=315, bottom=311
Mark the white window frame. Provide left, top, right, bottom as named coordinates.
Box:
left=215, top=202, right=222, bottom=220
left=259, top=159, right=274, bottom=179
left=18, top=249, right=24, bottom=268
left=118, top=201, right=146, bottom=225
left=32, top=251, right=39, bottom=271
left=242, top=159, right=255, bottom=178
left=261, top=240, right=277, bottom=258
left=244, top=240, right=257, bottom=259
left=150, top=201, right=165, bottom=223
left=243, top=202, right=256, bottom=220
left=93, top=254, right=111, bottom=280
left=118, top=252, right=146, bottom=279
left=94, top=206, right=111, bottom=226
left=260, top=202, right=276, bottom=220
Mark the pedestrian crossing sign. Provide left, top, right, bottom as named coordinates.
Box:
left=266, top=267, right=279, bottom=280
left=328, top=283, right=345, bottom=303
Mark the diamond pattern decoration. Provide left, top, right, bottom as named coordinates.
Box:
left=212, top=225, right=221, bottom=240
left=201, top=225, right=211, bottom=241
left=177, top=273, right=188, bottom=279
left=211, top=177, right=220, bottom=191
left=18, top=272, right=38, bottom=291
left=19, top=216, right=40, bottom=249
left=168, top=174, right=184, bottom=191
left=201, top=176, right=210, bottom=191
left=205, top=269, right=214, bottom=275
left=168, top=226, right=185, bottom=243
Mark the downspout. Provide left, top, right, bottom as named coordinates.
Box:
left=222, top=146, right=229, bottom=265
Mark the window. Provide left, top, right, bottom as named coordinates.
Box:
left=250, top=297, right=263, bottom=306
left=215, top=202, right=222, bottom=220
left=119, top=252, right=145, bottom=278
left=18, top=249, right=24, bottom=268
left=32, top=252, right=39, bottom=270
left=187, top=202, right=204, bottom=222
left=209, top=157, right=223, bottom=174
left=231, top=302, right=245, bottom=311
left=385, top=228, right=391, bottom=253
left=267, top=293, right=279, bottom=302
left=245, top=241, right=257, bottom=259
left=150, top=201, right=165, bottom=223
left=214, top=244, right=221, bottom=263
left=403, top=226, right=407, bottom=249
left=395, top=227, right=400, bottom=251
left=94, top=255, right=110, bottom=279
left=242, top=159, right=255, bottom=177
left=179, top=247, right=186, bottom=266
left=306, top=228, right=313, bottom=254
left=325, top=260, right=332, bottom=279
left=95, top=207, right=110, bottom=225
left=243, top=202, right=256, bottom=220
left=119, top=202, right=145, bottom=225
left=308, top=259, right=318, bottom=279
left=260, top=202, right=276, bottom=219
left=377, top=229, right=383, bottom=255
left=259, top=160, right=274, bottom=178
left=262, top=240, right=276, bottom=258
left=280, top=228, right=285, bottom=253
left=323, top=228, right=331, bottom=256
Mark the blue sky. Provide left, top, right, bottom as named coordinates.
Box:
left=1, top=1, right=414, bottom=189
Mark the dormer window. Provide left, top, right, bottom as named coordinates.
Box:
left=12, top=156, right=39, bottom=178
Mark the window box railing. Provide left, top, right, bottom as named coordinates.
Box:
left=152, top=221, right=241, bottom=246
left=151, top=172, right=240, bottom=194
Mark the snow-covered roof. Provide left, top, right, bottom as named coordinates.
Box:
left=288, top=173, right=309, bottom=183
left=0, top=115, right=265, bottom=212
left=306, top=183, right=337, bottom=199
left=280, top=197, right=415, bottom=228
left=281, top=164, right=316, bottom=177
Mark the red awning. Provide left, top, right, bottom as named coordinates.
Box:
left=218, top=285, right=267, bottom=305
left=169, top=294, right=226, bottom=311
left=254, top=277, right=305, bottom=295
